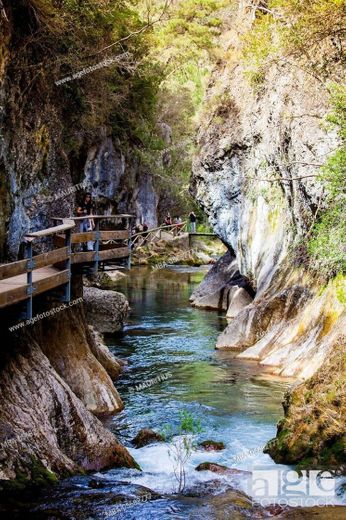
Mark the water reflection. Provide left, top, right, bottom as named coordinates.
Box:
left=105, top=266, right=290, bottom=475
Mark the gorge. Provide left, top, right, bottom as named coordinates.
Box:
left=0, top=0, right=345, bottom=518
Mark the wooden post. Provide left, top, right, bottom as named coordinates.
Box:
left=93, top=219, right=100, bottom=274
left=126, top=217, right=131, bottom=270
left=62, top=228, right=72, bottom=302
left=25, top=239, right=34, bottom=319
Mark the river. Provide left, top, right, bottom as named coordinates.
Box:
left=19, top=266, right=345, bottom=519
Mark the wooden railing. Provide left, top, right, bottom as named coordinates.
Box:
left=53, top=214, right=132, bottom=271
left=0, top=219, right=74, bottom=317
left=0, top=215, right=133, bottom=319
left=131, top=221, right=188, bottom=249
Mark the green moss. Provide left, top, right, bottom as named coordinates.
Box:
left=319, top=438, right=346, bottom=465
left=0, top=458, right=59, bottom=495
left=334, top=273, right=346, bottom=304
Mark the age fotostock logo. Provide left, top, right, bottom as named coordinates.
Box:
left=249, top=467, right=338, bottom=507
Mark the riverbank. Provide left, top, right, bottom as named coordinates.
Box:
left=1, top=265, right=344, bottom=518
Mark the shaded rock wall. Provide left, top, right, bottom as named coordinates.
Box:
left=84, top=137, right=159, bottom=227
left=0, top=5, right=137, bottom=482
left=0, top=329, right=136, bottom=482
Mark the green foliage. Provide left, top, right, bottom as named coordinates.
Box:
left=162, top=410, right=202, bottom=492
left=334, top=274, right=346, bottom=304
left=308, top=84, right=346, bottom=276
left=242, top=0, right=345, bottom=86
left=242, top=12, right=278, bottom=89
left=139, top=0, right=230, bottom=217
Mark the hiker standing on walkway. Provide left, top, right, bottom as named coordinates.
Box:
left=164, top=213, right=172, bottom=226
left=77, top=192, right=95, bottom=251
left=189, top=211, right=197, bottom=233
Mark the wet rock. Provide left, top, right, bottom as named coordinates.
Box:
left=85, top=271, right=127, bottom=291
left=190, top=251, right=253, bottom=310
left=198, top=440, right=225, bottom=451
left=88, top=478, right=108, bottom=489
left=131, top=429, right=164, bottom=448
left=184, top=479, right=234, bottom=497
left=0, top=337, right=137, bottom=483
left=226, top=287, right=253, bottom=319
left=195, top=462, right=250, bottom=475
left=88, top=326, right=124, bottom=380
left=216, top=285, right=311, bottom=353
left=83, top=286, right=129, bottom=334
left=264, top=503, right=287, bottom=516
left=25, top=479, right=159, bottom=520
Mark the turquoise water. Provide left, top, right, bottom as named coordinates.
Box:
left=18, top=266, right=344, bottom=519
left=104, top=266, right=290, bottom=495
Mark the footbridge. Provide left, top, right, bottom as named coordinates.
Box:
left=0, top=215, right=132, bottom=319
left=0, top=216, right=218, bottom=320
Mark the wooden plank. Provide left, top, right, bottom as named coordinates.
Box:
left=72, top=251, right=96, bottom=264
left=33, top=247, right=69, bottom=269
left=70, top=229, right=129, bottom=244
left=100, top=230, right=129, bottom=240
left=0, top=285, right=29, bottom=308
left=53, top=235, right=66, bottom=248
left=25, top=220, right=75, bottom=238
left=55, top=214, right=133, bottom=221
left=34, top=269, right=69, bottom=295
left=71, top=232, right=96, bottom=244
left=72, top=247, right=129, bottom=264
left=99, top=247, right=130, bottom=261
left=0, top=259, right=28, bottom=280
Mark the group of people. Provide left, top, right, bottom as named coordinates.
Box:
left=164, top=212, right=197, bottom=233
left=76, top=192, right=199, bottom=252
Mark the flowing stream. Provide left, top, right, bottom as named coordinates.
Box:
left=106, top=266, right=290, bottom=488
left=22, top=266, right=344, bottom=519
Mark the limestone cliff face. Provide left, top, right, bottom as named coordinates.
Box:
left=191, top=4, right=345, bottom=381
left=191, top=3, right=345, bottom=466
left=0, top=4, right=137, bottom=484
left=84, top=138, right=159, bottom=227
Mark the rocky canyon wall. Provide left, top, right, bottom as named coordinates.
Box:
left=191, top=2, right=345, bottom=465
left=0, top=2, right=139, bottom=485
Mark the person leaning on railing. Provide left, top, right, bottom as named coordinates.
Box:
left=76, top=192, right=95, bottom=251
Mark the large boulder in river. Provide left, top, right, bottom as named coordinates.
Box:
left=85, top=271, right=128, bottom=290
left=190, top=251, right=253, bottom=310
left=132, top=429, right=164, bottom=448
left=83, top=287, right=129, bottom=333
left=198, top=440, right=225, bottom=451
left=195, top=462, right=250, bottom=476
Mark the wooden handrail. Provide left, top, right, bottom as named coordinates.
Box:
left=0, top=216, right=133, bottom=318
left=54, top=214, right=134, bottom=222
left=25, top=219, right=75, bottom=239
left=132, top=221, right=188, bottom=238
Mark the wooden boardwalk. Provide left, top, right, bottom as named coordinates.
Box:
left=0, top=215, right=132, bottom=319
left=0, top=216, right=219, bottom=320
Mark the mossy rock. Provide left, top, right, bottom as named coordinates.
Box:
left=131, top=429, right=164, bottom=448
left=0, top=457, right=59, bottom=498
left=198, top=440, right=225, bottom=451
